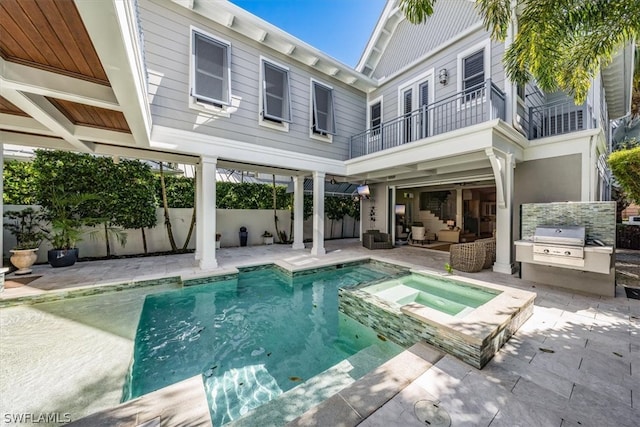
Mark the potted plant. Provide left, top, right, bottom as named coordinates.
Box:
left=40, top=191, right=95, bottom=268
left=215, top=233, right=222, bottom=249
left=4, top=208, right=45, bottom=275
left=262, top=230, right=274, bottom=245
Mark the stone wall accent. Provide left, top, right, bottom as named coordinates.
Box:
left=338, top=286, right=534, bottom=369
left=521, top=201, right=616, bottom=246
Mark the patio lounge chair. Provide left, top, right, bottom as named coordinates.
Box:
left=449, top=241, right=486, bottom=272
left=363, top=230, right=393, bottom=250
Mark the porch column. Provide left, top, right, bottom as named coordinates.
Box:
left=311, top=171, right=326, bottom=255
left=195, top=162, right=203, bottom=261
left=198, top=156, right=218, bottom=270
left=292, top=175, right=305, bottom=250
left=0, top=142, right=3, bottom=258
left=455, top=188, right=463, bottom=230
left=486, top=148, right=515, bottom=274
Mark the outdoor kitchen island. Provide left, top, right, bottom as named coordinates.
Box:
left=515, top=239, right=615, bottom=297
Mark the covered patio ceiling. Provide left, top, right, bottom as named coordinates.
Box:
left=0, top=0, right=189, bottom=164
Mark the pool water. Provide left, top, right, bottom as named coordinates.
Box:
left=363, top=273, right=500, bottom=316
left=125, top=263, right=404, bottom=425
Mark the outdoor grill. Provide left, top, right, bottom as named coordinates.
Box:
left=532, top=225, right=586, bottom=268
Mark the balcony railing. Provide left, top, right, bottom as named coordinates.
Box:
left=349, top=79, right=505, bottom=159
left=527, top=100, right=592, bottom=140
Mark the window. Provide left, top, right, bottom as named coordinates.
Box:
left=370, top=101, right=381, bottom=134
left=311, top=81, right=336, bottom=136
left=517, top=83, right=526, bottom=101
left=462, top=49, right=484, bottom=100
left=262, top=60, right=291, bottom=123
left=191, top=30, right=231, bottom=107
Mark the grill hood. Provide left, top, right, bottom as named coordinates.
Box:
left=533, top=226, right=586, bottom=247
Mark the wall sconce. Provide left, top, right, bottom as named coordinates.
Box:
left=446, top=219, right=455, bottom=230
left=438, top=68, right=449, bottom=85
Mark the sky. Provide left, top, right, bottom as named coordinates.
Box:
left=230, top=0, right=387, bottom=67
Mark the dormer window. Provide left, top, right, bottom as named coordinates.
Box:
left=191, top=29, right=231, bottom=109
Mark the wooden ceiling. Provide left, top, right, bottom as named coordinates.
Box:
left=0, top=0, right=109, bottom=85
left=47, top=98, right=130, bottom=132
left=0, top=96, right=27, bottom=116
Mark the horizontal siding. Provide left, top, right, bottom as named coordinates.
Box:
left=373, top=0, right=481, bottom=79
left=139, top=0, right=366, bottom=161
left=366, top=28, right=505, bottom=131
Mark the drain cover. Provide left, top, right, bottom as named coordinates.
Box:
left=414, top=400, right=451, bottom=426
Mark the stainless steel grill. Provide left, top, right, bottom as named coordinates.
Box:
left=532, top=226, right=586, bottom=267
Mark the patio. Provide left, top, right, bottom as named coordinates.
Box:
left=1, top=240, right=638, bottom=426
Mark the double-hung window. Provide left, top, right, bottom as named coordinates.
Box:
left=262, top=60, right=291, bottom=123
left=191, top=30, right=231, bottom=108
left=311, top=81, right=336, bottom=137
left=462, top=49, right=485, bottom=102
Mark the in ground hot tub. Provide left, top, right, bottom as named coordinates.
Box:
left=363, top=274, right=500, bottom=317
left=339, top=269, right=536, bottom=368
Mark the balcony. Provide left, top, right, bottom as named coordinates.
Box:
left=349, top=79, right=506, bottom=159
left=526, top=100, right=593, bottom=140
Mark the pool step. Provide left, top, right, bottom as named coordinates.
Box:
left=226, top=342, right=400, bottom=427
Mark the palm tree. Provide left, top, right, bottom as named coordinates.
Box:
left=399, top=0, right=639, bottom=104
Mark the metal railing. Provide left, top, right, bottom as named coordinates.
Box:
left=527, top=100, right=591, bottom=140
left=349, top=79, right=505, bottom=159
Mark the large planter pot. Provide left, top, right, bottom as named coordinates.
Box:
left=9, top=248, right=39, bottom=275
left=48, top=249, right=78, bottom=268
left=263, top=236, right=274, bottom=245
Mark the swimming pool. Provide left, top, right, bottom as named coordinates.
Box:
left=363, top=273, right=500, bottom=317
left=124, top=263, right=405, bottom=425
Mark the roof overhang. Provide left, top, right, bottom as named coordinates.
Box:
left=601, top=42, right=635, bottom=119
left=0, top=0, right=152, bottom=156
left=173, top=0, right=378, bottom=92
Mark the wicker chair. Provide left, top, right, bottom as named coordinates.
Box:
left=363, top=230, right=393, bottom=250
left=449, top=241, right=486, bottom=272
left=476, top=237, right=496, bottom=269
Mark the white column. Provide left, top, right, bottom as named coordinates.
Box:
left=359, top=197, right=363, bottom=242
left=198, top=156, right=218, bottom=270
left=390, top=186, right=396, bottom=242
left=455, top=188, right=463, bottom=229
left=486, top=148, right=515, bottom=274
left=292, top=175, right=305, bottom=250
left=311, top=171, right=326, bottom=255
left=0, top=142, right=3, bottom=260
left=195, top=162, right=203, bottom=261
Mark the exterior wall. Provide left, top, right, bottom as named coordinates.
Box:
left=3, top=206, right=359, bottom=263
left=365, top=27, right=505, bottom=132
left=513, top=154, right=582, bottom=239
left=139, top=0, right=366, bottom=161
left=372, top=0, right=481, bottom=79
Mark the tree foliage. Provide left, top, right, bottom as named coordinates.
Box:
left=608, top=146, right=640, bottom=204
left=3, top=161, right=37, bottom=205
left=400, top=0, right=640, bottom=104
left=216, top=182, right=289, bottom=209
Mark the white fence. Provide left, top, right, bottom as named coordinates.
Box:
left=3, top=205, right=360, bottom=263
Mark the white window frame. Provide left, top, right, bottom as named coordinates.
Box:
left=259, top=56, right=291, bottom=132
left=309, top=78, right=335, bottom=142
left=189, top=26, right=234, bottom=117
left=456, top=39, right=491, bottom=109
left=397, top=69, right=435, bottom=138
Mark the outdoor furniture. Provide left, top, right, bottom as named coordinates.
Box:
left=449, top=241, right=486, bottom=272
left=476, top=237, right=496, bottom=269
left=363, top=230, right=393, bottom=250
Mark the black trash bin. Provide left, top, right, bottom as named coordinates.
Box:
left=239, top=226, right=248, bottom=246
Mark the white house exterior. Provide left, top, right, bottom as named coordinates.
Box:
left=0, top=0, right=634, bottom=273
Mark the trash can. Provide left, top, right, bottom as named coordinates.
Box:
left=239, top=226, right=248, bottom=247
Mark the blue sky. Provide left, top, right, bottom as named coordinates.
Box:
left=230, top=0, right=387, bottom=67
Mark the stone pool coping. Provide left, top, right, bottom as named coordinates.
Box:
left=403, top=268, right=537, bottom=345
